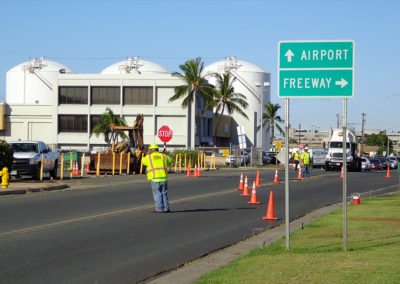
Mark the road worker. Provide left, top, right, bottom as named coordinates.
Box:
left=300, top=147, right=312, bottom=178
left=293, top=150, right=300, bottom=170
left=142, top=143, right=171, bottom=213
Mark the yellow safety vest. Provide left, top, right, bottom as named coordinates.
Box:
left=301, top=151, right=311, bottom=165
left=293, top=152, right=300, bottom=161
left=142, top=152, right=171, bottom=182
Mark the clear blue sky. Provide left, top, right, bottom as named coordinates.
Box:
left=1, top=0, right=399, bottom=132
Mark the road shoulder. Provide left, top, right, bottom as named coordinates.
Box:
left=147, top=203, right=341, bottom=284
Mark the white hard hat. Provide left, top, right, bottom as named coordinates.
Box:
left=304, top=146, right=309, bottom=150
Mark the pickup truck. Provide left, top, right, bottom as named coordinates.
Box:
left=10, top=141, right=60, bottom=179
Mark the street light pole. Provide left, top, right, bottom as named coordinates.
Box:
left=255, top=82, right=270, bottom=165
left=387, top=134, right=390, bottom=157
left=298, top=124, right=301, bottom=145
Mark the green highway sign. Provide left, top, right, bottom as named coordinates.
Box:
left=278, top=40, right=354, bottom=98
left=279, top=70, right=352, bottom=97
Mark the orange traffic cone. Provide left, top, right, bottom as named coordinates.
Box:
left=194, top=164, right=198, bottom=177
left=186, top=163, right=191, bottom=177
left=248, top=181, right=261, bottom=205
left=255, top=170, right=260, bottom=187
left=340, top=166, right=344, bottom=179
left=86, top=162, right=90, bottom=174
left=74, top=161, right=80, bottom=175
left=238, top=173, right=244, bottom=191
left=72, top=161, right=76, bottom=175
left=273, top=169, right=279, bottom=184
left=262, top=191, right=278, bottom=220
left=297, top=166, right=302, bottom=181
left=386, top=165, right=391, bottom=178
left=241, top=176, right=251, bottom=196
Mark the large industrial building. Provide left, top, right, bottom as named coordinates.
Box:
left=0, top=56, right=271, bottom=151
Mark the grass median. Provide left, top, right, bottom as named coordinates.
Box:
left=196, top=190, right=400, bottom=283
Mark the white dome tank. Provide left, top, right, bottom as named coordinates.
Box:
left=203, top=57, right=271, bottom=150
left=6, top=58, right=75, bottom=105
left=101, top=57, right=169, bottom=74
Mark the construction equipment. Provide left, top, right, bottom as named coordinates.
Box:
left=89, top=114, right=145, bottom=175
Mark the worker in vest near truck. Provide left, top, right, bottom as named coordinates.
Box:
left=142, top=143, right=171, bottom=213
left=300, top=147, right=312, bottom=178
left=292, top=150, right=300, bottom=170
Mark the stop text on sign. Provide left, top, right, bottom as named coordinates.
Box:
left=158, top=129, right=172, bottom=137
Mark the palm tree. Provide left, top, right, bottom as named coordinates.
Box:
left=93, top=107, right=128, bottom=147
left=211, top=72, right=249, bottom=145
left=262, top=103, right=285, bottom=148
left=169, top=57, right=215, bottom=146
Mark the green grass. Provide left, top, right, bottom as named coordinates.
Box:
left=196, top=191, right=400, bottom=284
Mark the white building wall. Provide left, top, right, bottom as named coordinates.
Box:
left=0, top=105, right=53, bottom=142
left=54, top=73, right=190, bottom=149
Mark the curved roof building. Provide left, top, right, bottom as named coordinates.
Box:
left=6, top=58, right=75, bottom=105
left=101, top=57, right=169, bottom=75
left=203, top=57, right=271, bottom=150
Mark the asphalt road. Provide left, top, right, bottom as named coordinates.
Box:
left=0, top=168, right=398, bottom=283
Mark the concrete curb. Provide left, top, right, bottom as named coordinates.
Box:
left=147, top=203, right=341, bottom=284
left=0, top=183, right=69, bottom=195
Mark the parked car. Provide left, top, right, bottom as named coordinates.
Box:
left=225, top=150, right=250, bottom=166
left=387, top=157, right=398, bottom=169
left=10, top=141, right=60, bottom=179
left=369, top=158, right=383, bottom=170
left=263, top=151, right=277, bottom=165
left=361, top=157, right=371, bottom=171
left=373, top=157, right=387, bottom=169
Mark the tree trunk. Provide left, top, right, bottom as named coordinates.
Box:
left=213, top=106, right=225, bottom=147
left=196, top=92, right=202, bottom=147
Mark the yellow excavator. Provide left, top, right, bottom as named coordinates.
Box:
left=89, top=114, right=145, bottom=174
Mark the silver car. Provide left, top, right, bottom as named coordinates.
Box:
left=387, top=157, right=398, bottom=169
left=361, top=157, right=371, bottom=171
left=225, top=151, right=250, bottom=166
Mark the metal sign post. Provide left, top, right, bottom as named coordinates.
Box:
left=342, top=98, right=348, bottom=251
left=285, top=98, right=290, bottom=250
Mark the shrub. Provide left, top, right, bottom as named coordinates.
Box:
left=0, top=140, right=14, bottom=169
left=170, top=149, right=201, bottom=167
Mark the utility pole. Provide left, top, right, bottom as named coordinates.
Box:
left=298, top=124, right=301, bottom=145
left=361, top=113, right=366, bottom=156
left=387, top=133, right=390, bottom=157
left=336, top=113, right=340, bottom=128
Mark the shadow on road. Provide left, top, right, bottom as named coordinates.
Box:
left=170, top=208, right=229, bottom=213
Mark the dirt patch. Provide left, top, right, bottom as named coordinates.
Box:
left=350, top=217, right=400, bottom=223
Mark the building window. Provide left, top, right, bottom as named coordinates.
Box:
left=91, top=87, right=120, bottom=105
left=208, top=118, right=213, bottom=137
left=59, top=87, right=88, bottom=104
left=58, top=115, right=87, bottom=133
left=90, top=115, right=102, bottom=133
left=123, top=87, right=153, bottom=105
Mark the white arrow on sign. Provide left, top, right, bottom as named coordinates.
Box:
left=284, top=49, right=294, bottom=62
left=335, top=78, right=348, bottom=88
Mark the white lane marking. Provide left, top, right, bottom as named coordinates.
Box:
left=0, top=189, right=236, bottom=239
